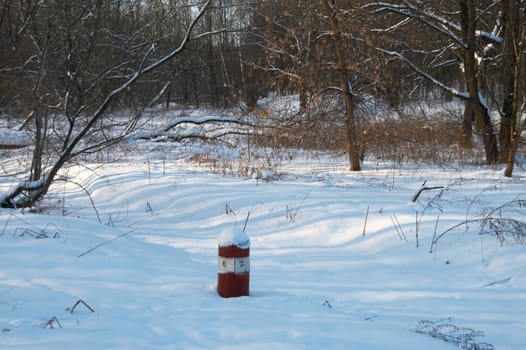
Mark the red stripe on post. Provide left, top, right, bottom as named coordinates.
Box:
left=218, top=245, right=250, bottom=258
left=217, top=270, right=249, bottom=298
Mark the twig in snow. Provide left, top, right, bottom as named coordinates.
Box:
left=285, top=189, right=313, bottom=223
left=55, top=178, right=102, bottom=224
left=225, top=203, right=236, bottom=216
left=391, top=214, right=407, bottom=242
left=411, top=184, right=444, bottom=202
left=429, top=215, right=440, bottom=253
left=0, top=285, right=18, bottom=311
left=1, top=214, right=13, bottom=236
left=243, top=212, right=250, bottom=232
left=44, top=316, right=62, bottom=329
left=146, top=201, right=153, bottom=213
left=68, top=299, right=95, bottom=313
left=106, top=200, right=130, bottom=226
left=362, top=205, right=370, bottom=237
left=481, top=277, right=512, bottom=288
left=415, top=210, right=419, bottom=247
left=77, top=228, right=135, bottom=257
left=416, top=318, right=495, bottom=350
left=3, top=213, right=62, bottom=238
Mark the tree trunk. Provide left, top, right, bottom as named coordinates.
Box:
left=206, top=11, right=219, bottom=105
left=459, top=0, right=499, bottom=164
left=461, top=102, right=474, bottom=147
left=29, top=19, right=52, bottom=183
left=501, top=0, right=520, bottom=166
left=503, top=0, right=523, bottom=177
left=30, top=110, right=44, bottom=183
left=325, top=0, right=361, bottom=171
left=299, top=83, right=309, bottom=114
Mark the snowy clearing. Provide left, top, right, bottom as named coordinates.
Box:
left=1, top=136, right=525, bottom=349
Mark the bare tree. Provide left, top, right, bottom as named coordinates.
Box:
left=366, top=0, right=505, bottom=164
left=249, top=0, right=323, bottom=113
left=324, top=0, right=361, bottom=171
left=248, top=1, right=388, bottom=171
left=1, top=0, right=213, bottom=209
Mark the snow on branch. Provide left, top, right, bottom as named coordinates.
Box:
left=376, top=48, right=470, bottom=99
left=60, top=0, right=213, bottom=160
left=132, top=115, right=258, bottom=144
left=366, top=1, right=502, bottom=45
left=365, top=2, right=466, bottom=49
left=162, top=116, right=256, bottom=132
left=0, top=178, right=46, bottom=209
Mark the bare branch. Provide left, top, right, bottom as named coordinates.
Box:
left=376, top=47, right=470, bottom=99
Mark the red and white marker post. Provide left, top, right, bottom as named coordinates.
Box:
left=217, top=227, right=250, bottom=298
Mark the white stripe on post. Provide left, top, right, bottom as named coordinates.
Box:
left=218, top=256, right=250, bottom=274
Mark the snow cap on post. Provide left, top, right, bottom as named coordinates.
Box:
left=218, top=226, right=250, bottom=249
left=217, top=225, right=250, bottom=298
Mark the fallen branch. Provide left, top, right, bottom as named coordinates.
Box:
left=162, top=116, right=256, bottom=132
left=0, top=144, right=28, bottom=150
left=481, top=277, right=512, bottom=288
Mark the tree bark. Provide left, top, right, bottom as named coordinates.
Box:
left=461, top=103, right=474, bottom=148
left=501, top=0, right=521, bottom=168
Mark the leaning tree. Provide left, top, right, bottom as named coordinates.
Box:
left=1, top=0, right=214, bottom=209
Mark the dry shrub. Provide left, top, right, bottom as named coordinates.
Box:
left=250, top=121, right=346, bottom=152
left=250, top=100, right=487, bottom=166
left=359, top=111, right=486, bottom=165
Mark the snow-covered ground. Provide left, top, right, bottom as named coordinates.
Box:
left=1, top=156, right=524, bottom=349
left=0, top=106, right=525, bottom=349
left=0, top=128, right=31, bottom=148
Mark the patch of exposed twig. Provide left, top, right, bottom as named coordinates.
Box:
left=77, top=228, right=135, bottom=257
left=362, top=205, right=370, bottom=237
left=431, top=197, right=526, bottom=252
left=416, top=318, right=494, bottom=350
left=322, top=300, right=332, bottom=309
left=391, top=214, right=407, bottom=242
left=284, top=189, right=313, bottom=223
left=481, top=277, right=512, bottom=288
left=2, top=214, right=62, bottom=239
left=43, top=316, right=62, bottom=329
left=411, top=182, right=444, bottom=202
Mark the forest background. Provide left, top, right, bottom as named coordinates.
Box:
left=1, top=0, right=525, bottom=208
